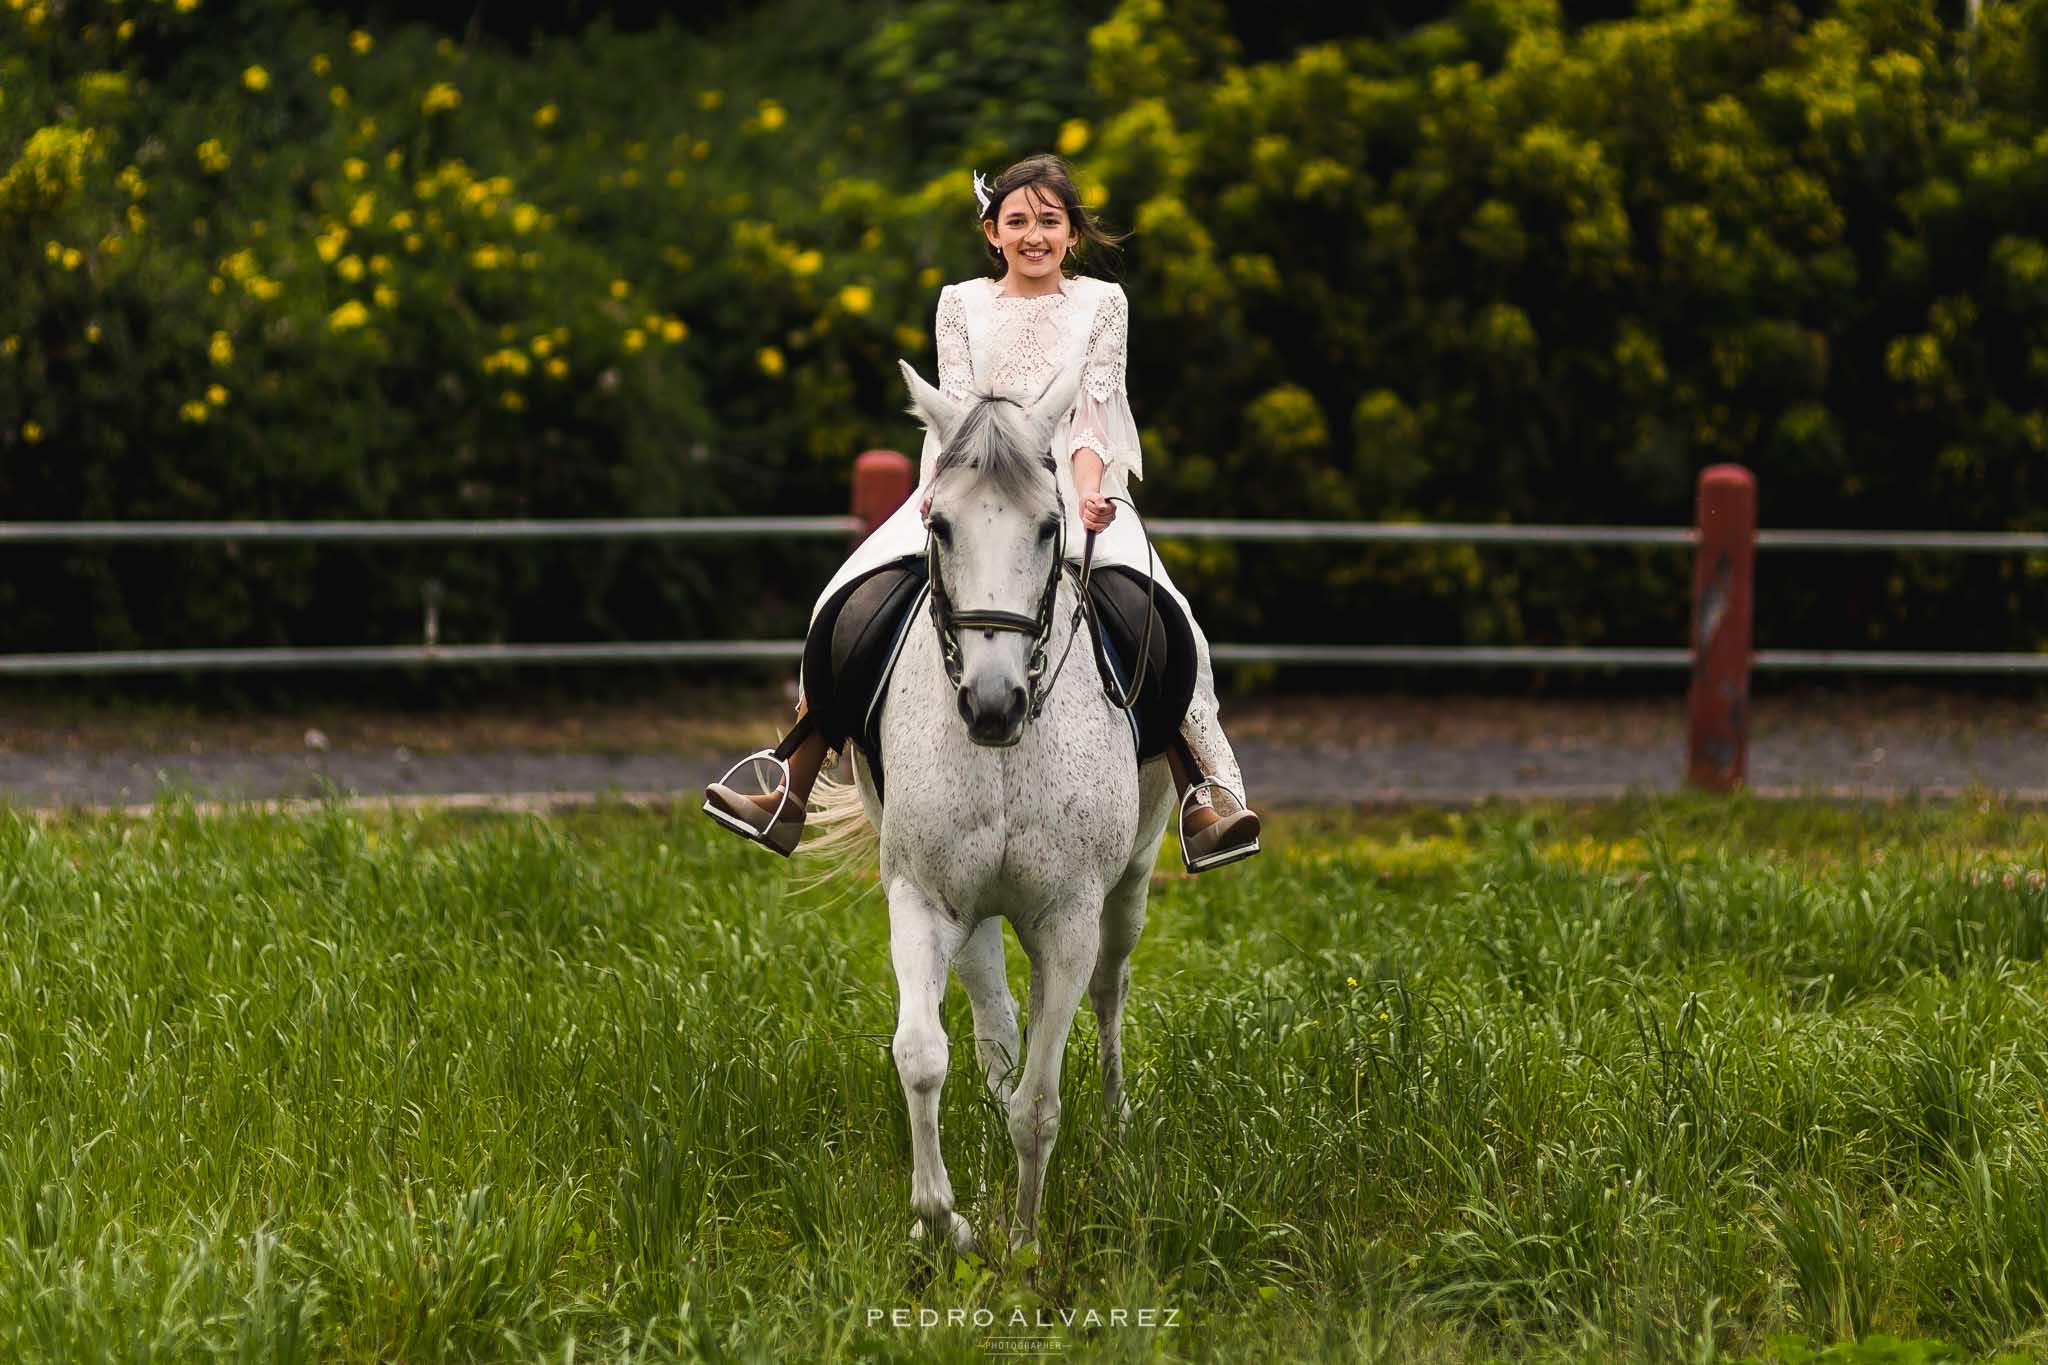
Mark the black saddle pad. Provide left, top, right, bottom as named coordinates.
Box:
left=801, top=556, right=1197, bottom=800
left=1083, top=565, right=1196, bottom=761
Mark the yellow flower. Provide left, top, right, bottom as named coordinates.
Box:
left=242, top=65, right=270, bottom=92
left=609, top=278, right=631, bottom=299
left=500, top=390, right=525, bottom=412
left=328, top=300, right=369, bottom=332
left=373, top=285, right=398, bottom=308
left=1346, top=976, right=1358, bottom=988
left=546, top=357, right=568, bottom=379
left=790, top=249, right=822, bottom=276
left=1085, top=181, right=1109, bottom=206
left=84, top=324, right=101, bottom=344
left=180, top=399, right=209, bottom=423
left=470, top=245, right=504, bottom=270
left=116, top=18, right=134, bottom=40
left=60, top=248, right=81, bottom=271
left=315, top=227, right=347, bottom=262
left=697, top=90, right=723, bottom=109
left=0, top=336, right=18, bottom=356
left=660, top=318, right=687, bottom=343
left=99, top=235, right=125, bottom=257
left=206, top=383, right=228, bottom=406
left=174, top=0, right=199, bottom=12
left=511, top=204, right=538, bottom=234
left=348, top=192, right=375, bottom=227
left=196, top=139, right=230, bottom=174
left=343, top=157, right=367, bottom=181
left=310, top=54, right=330, bottom=76
left=756, top=99, right=786, bottom=131
left=534, top=103, right=559, bottom=129
left=919, top=265, right=943, bottom=289
left=329, top=86, right=349, bottom=109
left=692, top=139, right=710, bottom=160
left=336, top=254, right=364, bottom=282
left=44, top=241, right=61, bottom=264
left=118, top=166, right=148, bottom=198
left=210, top=331, right=233, bottom=366
left=385, top=149, right=403, bottom=171
left=349, top=28, right=373, bottom=54
left=127, top=205, right=148, bottom=233
left=356, top=117, right=377, bottom=142
left=390, top=210, right=416, bottom=231
left=757, top=345, right=784, bottom=377
left=21, top=420, right=43, bottom=442
left=421, top=83, right=461, bottom=115
left=530, top=335, right=554, bottom=358
left=1057, top=119, right=1090, bottom=156
left=623, top=328, right=646, bottom=354
left=837, top=284, right=873, bottom=315
left=249, top=278, right=281, bottom=300
left=404, top=233, right=424, bottom=254
left=893, top=324, right=925, bottom=352
left=665, top=169, right=685, bottom=188
left=209, top=277, right=225, bottom=295
left=369, top=253, right=390, bottom=275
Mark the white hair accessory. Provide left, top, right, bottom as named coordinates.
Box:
left=971, top=170, right=993, bottom=216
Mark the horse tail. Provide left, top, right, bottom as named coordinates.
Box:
left=791, top=750, right=880, bottom=895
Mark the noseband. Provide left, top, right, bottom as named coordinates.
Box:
left=926, top=456, right=1073, bottom=728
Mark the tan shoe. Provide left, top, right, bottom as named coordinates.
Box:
left=703, top=751, right=808, bottom=857
left=1179, top=783, right=1261, bottom=873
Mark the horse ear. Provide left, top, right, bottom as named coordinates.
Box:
left=1027, top=364, right=1083, bottom=442
left=899, top=360, right=963, bottom=445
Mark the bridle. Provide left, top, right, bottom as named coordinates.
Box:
left=926, top=456, right=1071, bottom=732
left=925, top=460, right=1160, bottom=737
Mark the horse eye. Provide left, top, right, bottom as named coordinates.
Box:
left=1037, top=519, right=1058, bottom=542
left=929, top=516, right=951, bottom=542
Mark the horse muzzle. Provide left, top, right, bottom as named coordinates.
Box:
left=957, top=678, right=1028, bottom=747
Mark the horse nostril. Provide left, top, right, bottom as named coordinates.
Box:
left=957, top=689, right=975, bottom=726
left=1006, top=686, right=1027, bottom=725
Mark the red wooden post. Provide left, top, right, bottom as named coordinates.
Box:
left=851, top=449, right=912, bottom=545
left=1687, top=464, right=1757, bottom=792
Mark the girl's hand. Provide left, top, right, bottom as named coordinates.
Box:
left=1080, top=494, right=1116, bottom=533
left=919, top=492, right=933, bottom=524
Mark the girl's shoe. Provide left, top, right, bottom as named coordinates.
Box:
left=702, top=751, right=808, bottom=857
left=1178, top=779, right=1261, bottom=873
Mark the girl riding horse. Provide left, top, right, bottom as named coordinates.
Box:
left=703, top=153, right=1261, bottom=873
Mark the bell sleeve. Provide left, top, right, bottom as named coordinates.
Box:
left=935, top=284, right=972, bottom=399
left=1069, top=283, right=1143, bottom=488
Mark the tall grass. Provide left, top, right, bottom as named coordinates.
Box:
left=2, top=794, right=2048, bottom=1361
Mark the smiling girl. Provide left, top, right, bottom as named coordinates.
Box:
left=704, top=153, right=1261, bottom=872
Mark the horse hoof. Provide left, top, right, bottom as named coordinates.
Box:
left=910, top=1213, right=982, bottom=1261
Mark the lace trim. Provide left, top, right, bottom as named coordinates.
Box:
left=935, top=285, right=972, bottom=398
left=1081, top=285, right=1127, bottom=404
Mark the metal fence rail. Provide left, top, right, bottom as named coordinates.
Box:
left=2, top=510, right=2046, bottom=676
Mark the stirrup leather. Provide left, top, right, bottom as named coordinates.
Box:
left=1178, top=777, right=1260, bottom=873
left=702, top=749, right=795, bottom=841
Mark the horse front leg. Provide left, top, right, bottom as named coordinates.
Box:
left=887, top=880, right=978, bottom=1262
left=952, top=915, right=1019, bottom=1103
left=1089, top=861, right=1151, bottom=1140
left=1008, top=905, right=1101, bottom=1256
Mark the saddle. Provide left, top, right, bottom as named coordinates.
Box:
left=802, top=556, right=1197, bottom=803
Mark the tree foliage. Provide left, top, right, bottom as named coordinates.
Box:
left=3, top=0, right=2048, bottom=668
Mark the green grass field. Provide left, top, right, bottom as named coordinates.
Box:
left=8, top=794, right=2048, bottom=1362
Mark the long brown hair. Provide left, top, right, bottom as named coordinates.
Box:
left=979, top=154, right=1127, bottom=279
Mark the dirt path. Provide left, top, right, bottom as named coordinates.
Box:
left=6, top=686, right=2045, bottom=810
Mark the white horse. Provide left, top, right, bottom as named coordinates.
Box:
left=817, top=360, right=1175, bottom=1261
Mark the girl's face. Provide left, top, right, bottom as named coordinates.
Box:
left=983, top=185, right=1078, bottom=287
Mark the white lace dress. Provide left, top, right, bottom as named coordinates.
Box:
left=812, top=273, right=1245, bottom=802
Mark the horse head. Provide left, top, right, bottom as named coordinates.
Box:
left=899, top=359, right=1084, bottom=747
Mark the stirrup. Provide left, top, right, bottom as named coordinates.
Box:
left=702, top=749, right=795, bottom=841
left=1178, top=778, right=1261, bottom=873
